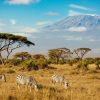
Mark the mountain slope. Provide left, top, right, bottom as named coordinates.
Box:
left=44, top=15, right=100, bottom=31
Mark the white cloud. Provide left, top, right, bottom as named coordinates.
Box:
left=58, top=35, right=100, bottom=42
left=10, top=19, right=16, bottom=25
left=68, top=10, right=97, bottom=16
left=13, top=32, right=31, bottom=37
left=68, top=10, right=85, bottom=16
left=6, top=0, right=40, bottom=5
left=12, top=32, right=38, bottom=39
left=45, top=11, right=59, bottom=16
left=36, top=21, right=52, bottom=27
left=63, top=35, right=82, bottom=41
left=20, top=27, right=39, bottom=33
left=88, top=39, right=100, bottom=42
left=85, top=36, right=100, bottom=42
left=68, top=27, right=87, bottom=32
left=69, top=4, right=95, bottom=11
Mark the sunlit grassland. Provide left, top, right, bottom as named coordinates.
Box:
left=0, top=64, right=100, bottom=100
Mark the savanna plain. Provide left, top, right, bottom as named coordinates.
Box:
left=0, top=64, right=100, bottom=100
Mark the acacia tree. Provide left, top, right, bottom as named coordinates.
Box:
left=14, top=52, right=32, bottom=61
left=74, top=48, right=91, bottom=60
left=74, top=48, right=91, bottom=70
left=33, top=54, right=46, bottom=59
left=0, top=33, right=34, bottom=64
left=48, top=48, right=71, bottom=64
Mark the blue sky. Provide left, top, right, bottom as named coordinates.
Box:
left=0, top=0, right=100, bottom=32
left=0, top=0, right=100, bottom=56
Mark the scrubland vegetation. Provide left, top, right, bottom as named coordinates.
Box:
left=0, top=63, right=100, bottom=100
left=0, top=33, right=100, bottom=100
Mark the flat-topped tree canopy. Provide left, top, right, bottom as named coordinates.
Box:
left=76, top=48, right=91, bottom=51
left=48, top=48, right=71, bottom=64
left=0, top=33, right=35, bottom=46
left=74, top=47, right=91, bottom=60
left=0, top=33, right=35, bottom=64
left=14, top=52, right=32, bottom=61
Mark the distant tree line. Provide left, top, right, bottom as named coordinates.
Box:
left=0, top=33, right=100, bottom=71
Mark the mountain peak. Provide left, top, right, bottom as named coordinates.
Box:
left=44, top=15, right=100, bottom=31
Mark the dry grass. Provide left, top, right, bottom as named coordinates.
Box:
left=0, top=64, right=100, bottom=100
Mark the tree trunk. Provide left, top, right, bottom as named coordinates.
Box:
left=56, top=58, right=59, bottom=64
left=0, top=53, right=4, bottom=65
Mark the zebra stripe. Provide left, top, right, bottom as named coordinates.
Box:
left=51, top=75, right=69, bottom=89
left=16, top=75, right=38, bottom=92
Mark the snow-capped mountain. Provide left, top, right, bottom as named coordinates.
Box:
left=44, top=15, right=100, bottom=31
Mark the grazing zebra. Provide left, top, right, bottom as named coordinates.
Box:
left=0, top=74, right=6, bottom=82
left=16, top=75, right=38, bottom=92
left=51, top=75, right=69, bottom=89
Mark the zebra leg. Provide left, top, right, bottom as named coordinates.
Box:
left=4, top=75, right=6, bottom=82
left=26, top=85, right=28, bottom=91
left=17, top=83, right=20, bottom=89
left=18, top=85, right=20, bottom=89
left=51, top=79, right=53, bottom=85
left=34, top=85, right=38, bottom=91
left=52, top=80, right=55, bottom=86
left=29, top=86, right=32, bottom=92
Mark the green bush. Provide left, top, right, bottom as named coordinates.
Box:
left=95, top=61, right=100, bottom=70
left=22, top=60, right=38, bottom=71
left=76, top=60, right=89, bottom=71
left=67, top=59, right=74, bottom=66
left=35, top=58, right=48, bottom=69
left=7, top=59, right=21, bottom=66
left=47, top=58, right=57, bottom=64
left=84, top=58, right=94, bottom=64
left=33, top=54, right=48, bottom=69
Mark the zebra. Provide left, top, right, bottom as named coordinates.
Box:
left=51, top=74, right=69, bottom=89
left=0, top=74, right=6, bottom=82
left=16, top=75, right=38, bottom=92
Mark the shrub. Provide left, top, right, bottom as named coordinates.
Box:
left=47, top=58, right=57, bottom=64
left=20, top=58, right=48, bottom=71
left=82, top=61, right=89, bottom=70
left=84, top=58, right=94, bottom=64
left=7, top=59, right=21, bottom=66
left=67, top=59, right=75, bottom=66
left=95, top=61, right=100, bottom=70
left=76, top=60, right=89, bottom=71
left=22, top=60, right=38, bottom=71
left=33, top=54, right=48, bottom=69
left=35, top=58, right=48, bottom=69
